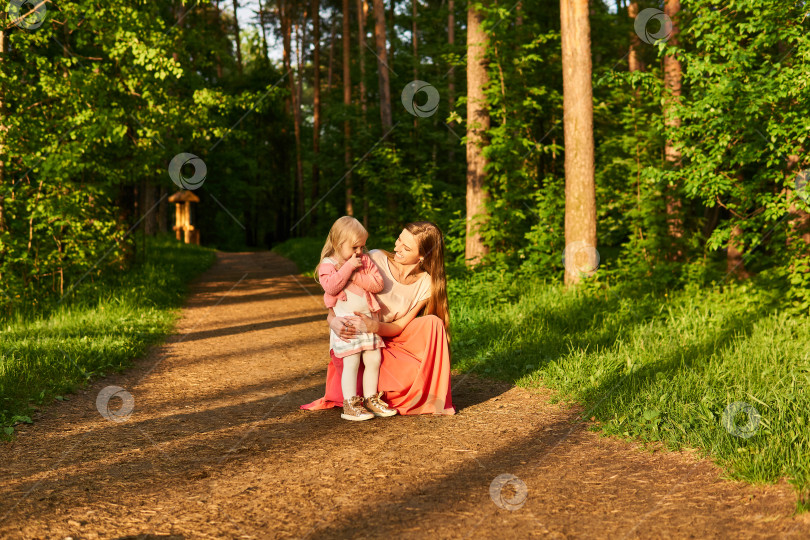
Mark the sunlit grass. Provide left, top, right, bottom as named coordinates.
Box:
left=450, top=272, right=810, bottom=509
left=0, top=236, right=215, bottom=437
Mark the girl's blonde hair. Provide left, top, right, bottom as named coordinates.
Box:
left=314, top=216, right=369, bottom=282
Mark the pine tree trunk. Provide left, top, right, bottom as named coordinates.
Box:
left=295, top=10, right=306, bottom=222
left=280, top=1, right=304, bottom=229
left=560, top=0, right=597, bottom=286
left=232, top=0, right=243, bottom=72
left=258, top=0, right=269, bottom=60
left=356, top=0, right=368, bottom=118
left=327, top=13, right=337, bottom=90
left=343, top=0, right=353, bottom=216
left=143, top=181, right=157, bottom=236
left=158, top=185, right=168, bottom=233
left=388, top=0, right=395, bottom=73
left=412, top=0, right=418, bottom=82
left=727, top=223, right=751, bottom=279
left=465, top=1, right=490, bottom=265
left=372, top=0, right=393, bottom=131
left=0, top=18, right=7, bottom=235
left=311, top=0, right=321, bottom=228
left=412, top=0, right=418, bottom=132
left=356, top=0, right=369, bottom=226
left=447, top=0, right=455, bottom=164
left=663, top=0, right=684, bottom=250
left=628, top=2, right=644, bottom=73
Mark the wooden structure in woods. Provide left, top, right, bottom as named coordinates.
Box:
left=168, top=190, right=200, bottom=245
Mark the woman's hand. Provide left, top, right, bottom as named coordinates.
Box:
left=351, top=312, right=380, bottom=334
left=330, top=315, right=360, bottom=341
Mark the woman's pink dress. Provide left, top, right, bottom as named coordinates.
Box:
left=301, top=314, right=454, bottom=415
left=301, top=250, right=455, bottom=415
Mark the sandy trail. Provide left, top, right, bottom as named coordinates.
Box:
left=1, top=251, right=807, bottom=539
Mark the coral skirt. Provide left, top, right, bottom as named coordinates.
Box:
left=301, top=314, right=456, bottom=415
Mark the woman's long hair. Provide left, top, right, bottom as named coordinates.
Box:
left=396, top=221, right=450, bottom=330
left=314, top=216, right=368, bottom=282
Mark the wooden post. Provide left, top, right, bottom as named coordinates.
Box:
left=169, top=190, right=201, bottom=245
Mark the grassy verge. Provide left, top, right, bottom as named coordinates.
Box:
left=450, top=271, right=810, bottom=509
left=272, top=237, right=325, bottom=278
left=0, top=235, right=216, bottom=437
left=273, top=236, right=810, bottom=508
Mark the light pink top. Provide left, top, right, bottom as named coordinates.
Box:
left=368, top=250, right=432, bottom=323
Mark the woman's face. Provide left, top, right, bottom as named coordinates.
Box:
left=394, top=229, right=421, bottom=265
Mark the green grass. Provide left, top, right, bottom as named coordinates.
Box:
left=272, top=237, right=325, bottom=278
left=0, top=235, right=216, bottom=437
left=450, top=271, right=810, bottom=509
left=273, top=236, right=810, bottom=508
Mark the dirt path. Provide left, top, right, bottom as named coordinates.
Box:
left=1, top=251, right=808, bottom=539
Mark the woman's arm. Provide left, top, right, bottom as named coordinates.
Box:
left=353, top=299, right=428, bottom=338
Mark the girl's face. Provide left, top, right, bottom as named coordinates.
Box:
left=337, top=234, right=366, bottom=262
left=393, top=229, right=420, bottom=265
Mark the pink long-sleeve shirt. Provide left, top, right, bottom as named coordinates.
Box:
left=318, top=253, right=383, bottom=313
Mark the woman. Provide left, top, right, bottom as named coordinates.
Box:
left=301, top=221, right=455, bottom=415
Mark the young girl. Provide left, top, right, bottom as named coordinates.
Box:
left=316, top=216, right=398, bottom=421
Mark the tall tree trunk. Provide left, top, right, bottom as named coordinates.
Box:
left=143, top=181, right=157, bottom=235
left=327, top=13, right=337, bottom=90
left=0, top=17, right=8, bottom=235
left=412, top=0, right=418, bottom=82
left=372, top=0, right=393, bottom=131
left=232, top=0, right=243, bottom=72
left=294, top=9, right=306, bottom=222
left=279, top=0, right=303, bottom=229
left=279, top=0, right=292, bottom=116
left=356, top=0, right=368, bottom=118
left=411, top=0, right=418, bottom=132
left=727, top=223, right=751, bottom=279
left=388, top=0, right=395, bottom=73
left=356, top=0, right=370, bottom=226
left=311, top=0, right=321, bottom=228
left=343, top=0, right=354, bottom=215
left=663, top=0, right=683, bottom=251
left=447, top=0, right=455, bottom=164
left=158, top=185, right=168, bottom=233
left=465, top=1, right=490, bottom=265
left=258, top=0, right=269, bottom=60
left=628, top=2, right=644, bottom=73
left=373, top=0, right=395, bottom=223
left=560, top=0, right=597, bottom=286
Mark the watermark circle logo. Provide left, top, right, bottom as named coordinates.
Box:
left=8, top=0, right=47, bottom=30
left=168, top=152, right=207, bottom=190
left=562, top=241, right=600, bottom=278
left=96, top=385, right=135, bottom=423
left=401, top=80, right=440, bottom=118
left=796, top=170, right=809, bottom=204
left=634, top=8, right=673, bottom=45
left=721, top=401, right=760, bottom=439
left=489, top=473, right=527, bottom=511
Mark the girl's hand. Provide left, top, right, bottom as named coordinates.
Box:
left=351, top=312, right=380, bottom=334
left=348, top=253, right=363, bottom=269
left=330, top=315, right=360, bottom=341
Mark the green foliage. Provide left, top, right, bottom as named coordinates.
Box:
left=0, top=236, right=215, bottom=437
left=0, top=0, right=289, bottom=314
